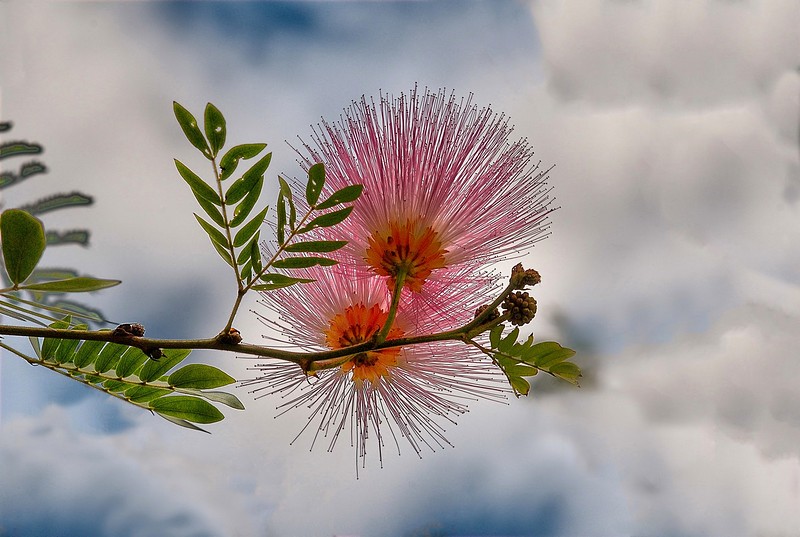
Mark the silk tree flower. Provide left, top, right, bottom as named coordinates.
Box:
left=294, top=87, right=554, bottom=301
left=242, top=264, right=506, bottom=471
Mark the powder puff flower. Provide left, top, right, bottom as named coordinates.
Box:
left=294, top=87, right=554, bottom=300
left=242, top=264, right=506, bottom=472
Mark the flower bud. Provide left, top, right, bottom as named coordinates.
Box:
left=474, top=304, right=500, bottom=323
left=510, top=263, right=541, bottom=289
left=502, top=291, right=537, bottom=326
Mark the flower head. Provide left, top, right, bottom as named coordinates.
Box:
left=243, top=265, right=506, bottom=472
left=296, top=87, right=554, bottom=296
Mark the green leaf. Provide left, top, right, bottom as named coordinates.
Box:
left=73, top=339, right=107, bottom=369
left=226, top=152, right=272, bottom=205
left=157, top=414, right=211, bottom=433
left=504, top=363, right=539, bottom=377
left=45, top=229, right=90, bottom=247
left=138, top=348, right=192, bottom=383
left=115, top=347, right=149, bottom=378
left=19, top=277, right=121, bottom=293
left=240, top=259, right=253, bottom=283
left=203, top=103, right=226, bottom=158
left=253, top=273, right=314, bottom=291
left=548, top=361, right=581, bottom=384
left=175, top=160, right=221, bottom=205
left=489, top=325, right=503, bottom=349
left=28, top=336, right=42, bottom=358
left=284, top=240, right=347, bottom=253
left=150, top=396, right=224, bottom=424
left=237, top=234, right=258, bottom=265
left=276, top=191, right=286, bottom=244
left=277, top=177, right=296, bottom=230
left=193, top=213, right=228, bottom=249
left=125, top=385, right=172, bottom=403
left=219, top=143, right=267, bottom=181
left=306, top=163, right=326, bottom=206
left=273, top=256, right=337, bottom=269
left=297, top=206, right=353, bottom=233
left=527, top=342, right=577, bottom=369
left=176, top=388, right=245, bottom=410
left=230, top=178, right=264, bottom=227
left=509, top=376, right=531, bottom=397
left=249, top=236, right=262, bottom=274
left=103, top=379, right=130, bottom=393
left=39, top=317, right=71, bottom=360
left=233, top=206, right=268, bottom=248
left=1, top=209, right=46, bottom=285
left=497, top=326, right=519, bottom=354
left=3, top=293, right=104, bottom=324
left=94, top=342, right=129, bottom=374
left=173, top=102, right=212, bottom=159
left=315, top=184, right=363, bottom=211
left=0, top=298, right=58, bottom=324
left=211, top=238, right=235, bottom=268
left=194, top=192, right=225, bottom=227
left=54, top=330, right=85, bottom=364
left=168, top=363, right=236, bottom=389
left=19, top=192, right=93, bottom=216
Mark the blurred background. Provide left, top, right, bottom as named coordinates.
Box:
left=1, top=1, right=799, bottom=536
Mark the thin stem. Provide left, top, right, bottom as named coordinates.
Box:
left=219, top=203, right=316, bottom=335
left=0, top=276, right=518, bottom=368
left=376, top=270, right=406, bottom=343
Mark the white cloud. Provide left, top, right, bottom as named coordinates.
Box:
left=2, top=1, right=800, bottom=536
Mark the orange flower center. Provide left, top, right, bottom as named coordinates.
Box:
left=325, top=303, right=404, bottom=384
left=365, top=220, right=447, bottom=292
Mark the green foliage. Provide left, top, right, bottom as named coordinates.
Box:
left=315, top=184, right=363, bottom=211
left=297, top=206, right=353, bottom=233
left=29, top=321, right=243, bottom=431
left=173, top=101, right=212, bottom=159
left=18, top=192, right=93, bottom=215
left=0, top=122, right=114, bottom=324
left=305, top=162, right=326, bottom=206
left=173, top=102, right=362, bottom=295
left=1, top=209, right=46, bottom=285
left=488, top=325, right=580, bottom=396
left=203, top=103, right=226, bottom=158
left=284, top=240, right=347, bottom=253
left=175, top=160, right=221, bottom=205
left=219, top=143, right=266, bottom=181
left=19, top=276, right=121, bottom=293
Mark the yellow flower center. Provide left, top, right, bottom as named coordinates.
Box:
left=365, top=220, right=447, bottom=292
left=325, top=303, right=404, bottom=384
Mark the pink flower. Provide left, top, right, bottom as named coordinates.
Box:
left=295, top=87, right=554, bottom=298
left=243, top=265, right=506, bottom=472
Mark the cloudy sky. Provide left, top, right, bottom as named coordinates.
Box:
left=1, top=1, right=799, bottom=536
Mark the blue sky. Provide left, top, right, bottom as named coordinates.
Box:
left=1, top=1, right=799, bottom=536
